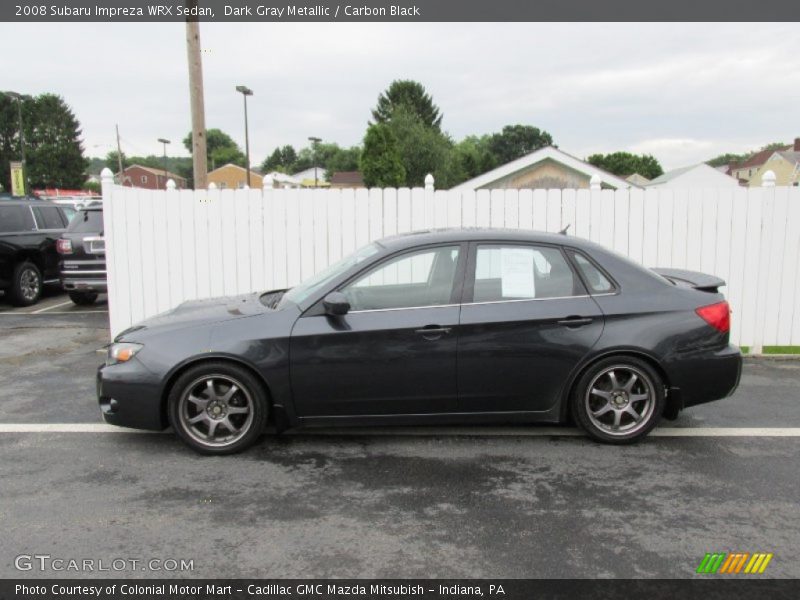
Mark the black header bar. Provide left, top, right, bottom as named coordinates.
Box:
left=3, top=0, right=799, bottom=22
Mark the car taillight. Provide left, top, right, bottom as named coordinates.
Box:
left=56, top=239, right=73, bottom=254
left=696, top=301, right=730, bottom=333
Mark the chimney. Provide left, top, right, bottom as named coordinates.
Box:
left=794, top=137, right=800, bottom=152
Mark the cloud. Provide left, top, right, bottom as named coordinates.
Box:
left=2, top=22, right=798, bottom=170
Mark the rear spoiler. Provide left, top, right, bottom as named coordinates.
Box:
left=651, top=268, right=725, bottom=293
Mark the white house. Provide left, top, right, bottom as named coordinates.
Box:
left=449, top=146, right=636, bottom=191
left=645, top=164, right=740, bottom=189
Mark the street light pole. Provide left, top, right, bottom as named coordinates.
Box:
left=235, top=85, right=253, bottom=188
left=5, top=91, right=28, bottom=195
left=158, top=138, right=171, bottom=187
left=308, top=136, right=322, bottom=187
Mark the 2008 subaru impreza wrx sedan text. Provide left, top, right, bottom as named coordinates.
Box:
left=98, top=228, right=742, bottom=454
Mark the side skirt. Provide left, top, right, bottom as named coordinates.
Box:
left=293, top=407, right=562, bottom=430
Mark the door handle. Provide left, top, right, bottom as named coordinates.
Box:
left=557, top=316, right=593, bottom=327
left=414, top=326, right=452, bottom=338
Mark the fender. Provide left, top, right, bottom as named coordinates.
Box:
left=558, top=346, right=673, bottom=423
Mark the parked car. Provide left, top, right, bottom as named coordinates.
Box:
left=0, top=198, right=70, bottom=306
left=97, top=228, right=742, bottom=454
left=56, top=206, right=106, bottom=305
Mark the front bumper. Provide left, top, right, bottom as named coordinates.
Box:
left=97, top=360, right=167, bottom=431
left=670, top=344, right=743, bottom=409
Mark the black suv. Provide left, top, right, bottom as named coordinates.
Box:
left=0, top=198, right=70, bottom=306
left=57, top=205, right=106, bottom=305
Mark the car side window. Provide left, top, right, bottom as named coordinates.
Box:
left=472, top=244, right=583, bottom=302
left=0, top=206, right=36, bottom=233
left=342, top=246, right=460, bottom=311
left=570, top=251, right=615, bottom=294
left=33, top=206, right=66, bottom=230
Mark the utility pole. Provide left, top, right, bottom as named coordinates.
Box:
left=185, top=2, right=208, bottom=189
left=5, top=91, right=28, bottom=194
left=115, top=124, right=125, bottom=185
left=158, top=138, right=171, bottom=187
left=235, top=85, right=253, bottom=188
left=308, top=136, right=322, bottom=187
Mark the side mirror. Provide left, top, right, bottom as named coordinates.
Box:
left=323, top=292, right=350, bottom=316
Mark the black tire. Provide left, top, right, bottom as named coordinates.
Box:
left=571, top=356, right=665, bottom=444
left=9, top=261, right=42, bottom=307
left=68, top=291, right=98, bottom=305
left=168, top=361, right=268, bottom=455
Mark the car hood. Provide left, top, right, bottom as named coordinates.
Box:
left=115, top=292, right=270, bottom=340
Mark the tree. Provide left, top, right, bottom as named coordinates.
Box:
left=261, top=145, right=298, bottom=173
left=487, top=125, right=553, bottom=165
left=183, top=128, right=245, bottom=171
left=0, top=92, right=88, bottom=191
left=289, top=143, right=363, bottom=179
left=451, top=135, right=497, bottom=180
left=361, top=124, right=405, bottom=187
left=372, top=80, right=443, bottom=131
left=587, top=152, right=664, bottom=179
left=383, top=106, right=455, bottom=187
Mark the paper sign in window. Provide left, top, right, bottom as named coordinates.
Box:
left=501, top=248, right=536, bottom=298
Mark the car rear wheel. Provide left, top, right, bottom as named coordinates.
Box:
left=10, top=261, right=42, bottom=306
left=68, top=291, right=99, bottom=305
left=571, top=356, right=665, bottom=444
left=168, top=362, right=268, bottom=455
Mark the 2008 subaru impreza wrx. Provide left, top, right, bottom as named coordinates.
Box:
left=97, top=229, right=741, bottom=454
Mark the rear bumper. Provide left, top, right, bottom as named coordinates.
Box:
left=62, top=277, right=107, bottom=292
left=669, top=344, right=742, bottom=409
left=97, top=361, right=167, bottom=431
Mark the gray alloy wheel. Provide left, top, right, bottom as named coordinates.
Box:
left=169, top=362, right=268, bottom=455
left=585, top=365, right=656, bottom=436
left=178, top=374, right=255, bottom=448
left=571, top=356, right=665, bottom=444
left=11, top=262, right=42, bottom=306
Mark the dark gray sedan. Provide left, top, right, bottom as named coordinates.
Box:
left=97, top=229, right=741, bottom=454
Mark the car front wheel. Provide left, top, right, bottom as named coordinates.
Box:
left=168, top=362, right=268, bottom=455
left=571, top=356, right=665, bottom=444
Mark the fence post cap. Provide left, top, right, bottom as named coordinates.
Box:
left=589, top=174, right=602, bottom=190
left=424, top=173, right=435, bottom=190
left=762, top=170, right=776, bottom=187
left=208, top=182, right=217, bottom=190
left=100, top=167, right=114, bottom=182
left=263, top=175, right=274, bottom=190
left=166, top=178, right=176, bottom=190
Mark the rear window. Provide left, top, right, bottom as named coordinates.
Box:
left=0, top=205, right=36, bottom=233
left=33, top=206, right=67, bottom=230
left=570, top=251, right=615, bottom=294
left=67, top=210, right=104, bottom=234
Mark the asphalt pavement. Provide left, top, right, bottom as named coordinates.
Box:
left=1, top=293, right=798, bottom=579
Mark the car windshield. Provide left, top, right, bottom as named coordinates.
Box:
left=278, top=242, right=382, bottom=307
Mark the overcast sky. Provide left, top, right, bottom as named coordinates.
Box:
left=3, top=22, right=798, bottom=170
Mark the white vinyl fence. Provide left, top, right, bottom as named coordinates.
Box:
left=100, top=170, right=800, bottom=350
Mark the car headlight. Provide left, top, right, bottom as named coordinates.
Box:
left=106, top=342, right=143, bottom=366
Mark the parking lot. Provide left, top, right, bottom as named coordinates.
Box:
left=1, top=292, right=799, bottom=579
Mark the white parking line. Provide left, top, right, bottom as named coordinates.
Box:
left=0, top=424, right=799, bottom=436
left=31, top=300, right=74, bottom=314
left=0, top=310, right=109, bottom=315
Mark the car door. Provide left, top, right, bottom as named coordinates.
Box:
left=290, top=243, right=466, bottom=417
left=0, top=205, right=39, bottom=284
left=457, top=242, right=605, bottom=413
